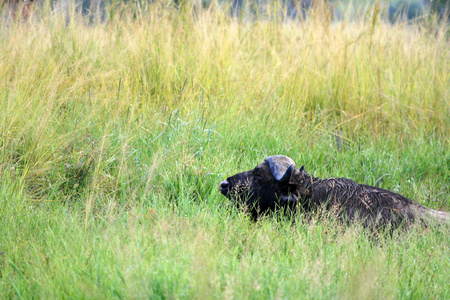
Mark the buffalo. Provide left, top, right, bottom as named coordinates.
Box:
left=219, top=155, right=449, bottom=227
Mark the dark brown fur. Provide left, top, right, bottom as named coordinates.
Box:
left=219, top=155, right=449, bottom=227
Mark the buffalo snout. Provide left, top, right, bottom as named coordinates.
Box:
left=219, top=180, right=230, bottom=196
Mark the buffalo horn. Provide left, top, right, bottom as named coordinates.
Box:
left=264, top=155, right=295, bottom=183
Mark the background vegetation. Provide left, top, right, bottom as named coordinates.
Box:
left=0, top=1, right=449, bottom=298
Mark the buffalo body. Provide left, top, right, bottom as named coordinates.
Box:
left=220, top=155, right=449, bottom=227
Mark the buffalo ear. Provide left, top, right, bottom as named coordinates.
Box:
left=264, top=155, right=296, bottom=183
left=288, top=166, right=311, bottom=195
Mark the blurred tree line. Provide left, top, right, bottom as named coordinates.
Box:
left=1, top=0, right=448, bottom=23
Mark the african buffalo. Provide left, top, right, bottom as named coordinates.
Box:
left=219, top=155, right=449, bottom=227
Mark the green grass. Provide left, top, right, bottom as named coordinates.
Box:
left=0, top=2, right=449, bottom=299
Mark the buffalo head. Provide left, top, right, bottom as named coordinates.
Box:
left=219, top=155, right=306, bottom=219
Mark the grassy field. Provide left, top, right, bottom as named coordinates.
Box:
left=1, top=2, right=449, bottom=299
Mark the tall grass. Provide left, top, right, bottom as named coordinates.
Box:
left=0, top=2, right=449, bottom=298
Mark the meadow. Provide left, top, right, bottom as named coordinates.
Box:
left=0, top=1, right=449, bottom=298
